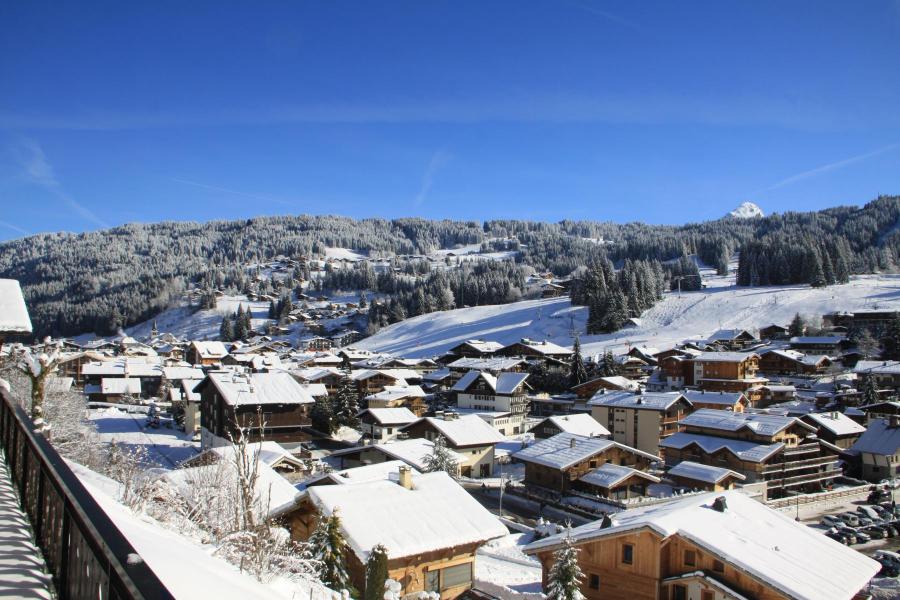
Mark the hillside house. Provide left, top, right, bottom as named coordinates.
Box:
left=532, top=414, right=611, bottom=439
left=754, top=384, right=798, bottom=407
left=296, top=469, right=507, bottom=599
left=81, top=357, right=163, bottom=398
left=496, top=338, right=572, bottom=371
left=364, top=385, right=428, bottom=416
left=438, top=339, right=504, bottom=363
left=758, top=323, right=790, bottom=340
left=666, top=460, right=746, bottom=492
left=660, top=409, right=842, bottom=500
left=524, top=491, right=878, bottom=600
left=589, top=390, right=693, bottom=456
left=197, top=371, right=315, bottom=448
left=513, top=433, right=658, bottom=493
left=788, top=336, right=847, bottom=355
left=352, top=368, right=421, bottom=397
left=329, top=437, right=465, bottom=475
left=703, top=328, right=759, bottom=351
left=691, top=352, right=767, bottom=396
left=855, top=360, right=900, bottom=392
left=758, top=349, right=832, bottom=375
left=358, top=407, right=419, bottom=442
left=681, top=390, right=749, bottom=412
left=847, top=417, right=900, bottom=482
left=401, top=414, right=504, bottom=478
left=570, top=376, right=640, bottom=399
left=801, top=411, right=867, bottom=449
left=452, top=370, right=530, bottom=434
left=186, top=341, right=228, bottom=366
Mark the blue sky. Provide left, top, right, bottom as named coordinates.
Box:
left=1, top=1, right=899, bottom=240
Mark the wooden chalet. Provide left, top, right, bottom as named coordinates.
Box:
left=758, top=349, right=831, bottom=375
left=666, top=460, right=746, bottom=492
left=400, top=414, right=504, bottom=478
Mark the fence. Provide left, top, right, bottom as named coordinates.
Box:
left=0, top=387, right=174, bottom=600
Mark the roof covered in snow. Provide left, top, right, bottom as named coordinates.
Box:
left=588, top=390, right=688, bottom=411
left=502, top=338, right=572, bottom=356
left=540, top=414, right=610, bottom=438
left=855, top=360, right=900, bottom=375
left=373, top=438, right=465, bottom=470
left=82, top=357, right=163, bottom=378
left=200, top=371, right=315, bottom=406
left=512, top=432, right=658, bottom=470
left=308, top=471, right=507, bottom=561
left=849, top=419, right=900, bottom=456
left=693, top=351, right=758, bottom=362
left=447, top=357, right=525, bottom=372
left=667, top=460, right=746, bottom=484
left=100, top=378, right=142, bottom=395
left=525, top=491, right=878, bottom=600
left=0, top=279, right=31, bottom=334
left=360, top=407, right=418, bottom=425
left=452, top=370, right=529, bottom=395
left=190, top=340, right=229, bottom=359
left=682, top=390, right=747, bottom=406
left=364, top=385, right=426, bottom=402
left=578, top=463, right=660, bottom=489
left=324, top=460, right=420, bottom=485
left=409, top=414, right=505, bottom=447
left=802, top=412, right=866, bottom=437
left=660, top=432, right=784, bottom=463
left=680, top=408, right=814, bottom=437
left=162, top=366, right=205, bottom=381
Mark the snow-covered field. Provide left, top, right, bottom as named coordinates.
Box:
left=89, top=407, right=199, bottom=468
left=356, top=272, right=900, bottom=359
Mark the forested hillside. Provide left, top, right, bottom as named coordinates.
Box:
left=1, top=196, right=898, bottom=338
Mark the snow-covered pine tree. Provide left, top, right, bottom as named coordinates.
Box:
left=219, top=314, right=234, bottom=341
left=311, top=395, right=336, bottom=435
left=364, top=544, right=389, bottom=600
left=788, top=313, right=805, bottom=338
left=422, top=434, right=457, bottom=476
left=570, top=336, right=588, bottom=387
left=308, top=511, right=352, bottom=592
left=546, top=531, right=585, bottom=600
left=333, top=373, right=360, bottom=429
left=863, top=375, right=879, bottom=406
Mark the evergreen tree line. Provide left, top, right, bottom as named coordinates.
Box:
left=736, top=234, right=852, bottom=287
left=218, top=304, right=253, bottom=342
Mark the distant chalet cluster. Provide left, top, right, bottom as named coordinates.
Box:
left=4, top=274, right=900, bottom=600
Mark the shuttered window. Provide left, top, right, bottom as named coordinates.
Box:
left=440, top=562, right=473, bottom=590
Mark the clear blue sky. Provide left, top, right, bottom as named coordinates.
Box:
left=1, top=1, right=899, bottom=241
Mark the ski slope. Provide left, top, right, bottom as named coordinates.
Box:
left=355, top=273, right=900, bottom=359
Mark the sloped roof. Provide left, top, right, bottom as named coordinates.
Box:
left=447, top=357, right=525, bottom=371
left=100, top=378, right=142, bottom=395
left=849, top=419, right=900, bottom=456
left=360, top=407, right=418, bottom=425
left=410, top=414, right=505, bottom=447
left=680, top=408, right=813, bottom=437
left=372, top=438, right=466, bottom=470
left=660, top=432, right=784, bottom=463
left=512, top=432, right=657, bottom=470
left=578, top=463, right=660, bottom=489
left=855, top=360, right=900, bottom=375
left=682, top=390, right=747, bottom=406
left=308, top=471, right=507, bottom=562
left=588, top=390, right=688, bottom=411
left=541, top=414, right=610, bottom=438
left=525, top=491, right=878, bottom=600
left=191, top=341, right=229, bottom=359
left=452, top=370, right=529, bottom=394
left=803, top=412, right=866, bottom=437
left=694, top=351, right=758, bottom=362
left=201, top=371, right=315, bottom=406
left=0, top=279, right=32, bottom=334
left=667, top=460, right=746, bottom=484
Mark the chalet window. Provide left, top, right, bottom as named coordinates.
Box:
left=713, top=559, right=725, bottom=573
left=440, top=562, right=473, bottom=590
left=589, top=574, right=600, bottom=590
left=701, top=591, right=714, bottom=600
left=386, top=428, right=393, bottom=434
left=425, top=570, right=440, bottom=592
left=621, top=543, right=633, bottom=565
left=683, top=550, right=696, bottom=567
left=672, top=584, right=687, bottom=600
left=589, top=460, right=598, bottom=468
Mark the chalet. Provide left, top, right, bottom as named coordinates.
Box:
left=524, top=491, right=878, bottom=600
left=627, top=346, right=659, bottom=366
left=758, top=323, right=790, bottom=340
left=703, top=328, right=759, bottom=351
left=56, top=350, right=110, bottom=384
left=801, top=411, right=866, bottom=449
left=446, top=356, right=526, bottom=377
left=401, top=414, right=504, bottom=478
left=180, top=440, right=310, bottom=482
left=788, top=335, right=847, bottom=355
left=616, top=355, right=650, bottom=380
left=824, top=309, right=898, bottom=332
left=660, top=409, right=842, bottom=500
left=528, top=393, right=592, bottom=417
left=589, top=390, right=693, bottom=456
left=290, top=367, right=344, bottom=396
left=187, top=341, right=229, bottom=366
left=496, top=338, right=573, bottom=364
left=657, top=355, right=694, bottom=389
left=691, top=352, right=767, bottom=399
left=666, top=460, right=746, bottom=492
left=352, top=368, right=421, bottom=397
left=513, top=433, right=658, bottom=493
left=570, top=376, right=640, bottom=399
left=532, top=414, right=610, bottom=439
left=162, top=365, right=205, bottom=388
left=298, top=468, right=507, bottom=599
left=438, top=339, right=504, bottom=364
left=860, top=401, right=900, bottom=424
left=364, top=385, right=428, bottom=416
left=329, top=437, right=465, bottom=474
left=81, top=357, right=164, bottom=397
left=452, top=370, right=530, bottom=434
left=847, top=417, right=900, bottom=482
left=754, top=384, right=797, bottom=407
left=84, top=377, right=142, bottom=403
left=758, top=349, right=832, bottom=375
left=375, top=357, right=440, bottom=374
left=540, top=281, right=566, bottom=298
left=855, top=360, right=900, bottom=392
left=299, top=336, right=334, bottom=351
left=197, top=371, right=315, bottom=448
left=680, top=390, right=748, bottom=412
left=358, top=407, right=419, bottom=442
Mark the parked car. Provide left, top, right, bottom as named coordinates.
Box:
left=858, top=505, right=881, bottom=520
left=871, top=505, right=893, bottom=520
left=825, top=530, right=849, bottom=545
left=839, top=512, right=860, bottom=526
left=836, top=525, right=859, bottom=544
left=864, top=526, right=887, bottom=540
left=852, top=528, right=871, bottom=544
left=883, top=524, right=898, bottom=537
left=875, top=550, right=900, bottom=571
left=821, top=514, right=845, bottom=527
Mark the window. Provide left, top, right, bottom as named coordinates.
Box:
left=673, top=584, right=687, bottom=600
left=683, top=550, right=696, bottom=567
left=589, top=574, right=600, bottom=590
left=713, top=559, right=725, bottom=573
left=621, top=543, right=633, bottom=565
left=425, top=570, right=439, bottom=592
left=440, top=562, right=473, bottom=590
left=701, top=591, right=714, bottom=600
left=386, top=428, right=393, bottom=434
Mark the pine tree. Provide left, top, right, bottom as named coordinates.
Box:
left=334, top=374, right=360, bottom=429
left=422, top=435, right=457, bottom=476
left=267, top=299, right=277, bottom=320
left=863, top=375, right=879, bottom=406
left=309, top=511, right=352, bottom=592
left=788, top=313, right=805, bottom=338
left=233, top=307, right=248, bottom=340
left=311, top=395, right=336, bottom=435
left=364, top=544, right=389, bottom=600
left=359, top=291, right=368, bottom=309
left=546, top=532, right=585, bottom=600
left=570, top=336, right=588, bottom=387
left=597, top=351, right=620, bottom=377
left=219, top=314, right=234, bottom=341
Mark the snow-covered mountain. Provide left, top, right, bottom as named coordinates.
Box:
left=728, top=201, right=765, bottom=219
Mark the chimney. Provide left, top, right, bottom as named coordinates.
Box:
left=599, top=514, right=613, bottom=529
left=570, top=437, right=577, bottom=448
left=398, top=465, right=413, bottom=490
left=712, top=496, right=728, bottom=512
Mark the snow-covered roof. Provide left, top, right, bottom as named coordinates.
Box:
left=202, top=441, right=306, bottom=471
left=360, top=407, right=418, bottom=425
left=351, top=368, right=419, bottom=383
left=202, top=371, right=315, bottom=406
left=162, top=366, right=205, bottom=381
left=596, top=375, right=640, bottom=391
left=291, top=366, right=341, bottom=382
left=453, top=339, right=505, bottom=354
left=82, top=357, right=163, bottom=378
left=525, top=491, right=877, bottom=600
left=298, top=383, right=328, bottom=397
left=706, top=329, right=756, bottom=342
left=325, top=460, right=420, bottom=485
left=504, top=338, right=572, bottom=355
left=667, top=460, right=746, bottom=484
left=373, top=438, right=465, bottom=470
left=181, top=378, right=203, bottom=402
left=452, top=370, right=529, bottom=395
left=693, top=351, right=758, bottom=362
left=422, top=367, right=452, bottom=381
left=447, top=357, right=525, bottom=372
left=308, top=471, right=507, bottom=562
left=854, top=360, right=900, bottom=375
left=512, top=433, right=657, bottom=470
left=849, top=419, right=900, bottom=456
left=682, top=390, right=747, bottom=406
left=365, top=385, right=426, bottom=402
left=578, top=463, right=660, bottom=489
left=680, top=408, right=813, bottom=437
left=660, top=432, right=784, bottom=463
left=100, top=378, right=142, bottom=395
left=411, top=414, right=505, bottom=447
left=191, top=340, right=229, bottom=359
left=588, top=390, right=688, bottom=411
left=540, top=414, right=610, bottom=438
left=0, top=279, right=32, bottom=334
left=803, top=412, right=866, bottom=437
left=789, top=336, right=845, bottom=345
